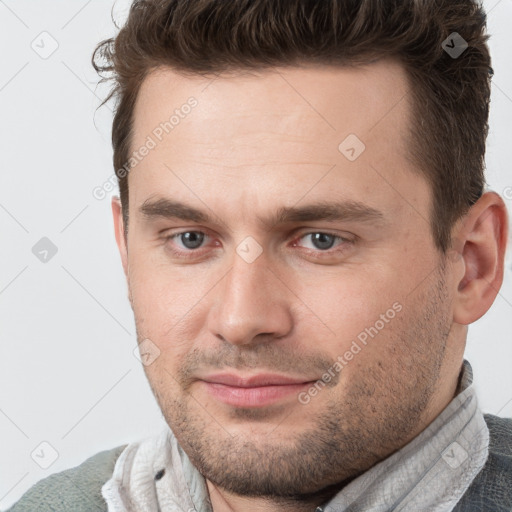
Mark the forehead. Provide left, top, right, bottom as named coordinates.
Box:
left=127, top=60, right=428, bottom=227
left=132, top=59, right=411, bottom=146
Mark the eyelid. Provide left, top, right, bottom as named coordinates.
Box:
left=163, top=228, right=353, bottom=244
left=292, top=230, right=355, bottom=252
left=163, top=228, right=355, bottom=263
left=164, top=229, right=215, bottom=249
left=292, top=229, right=355, bottom=244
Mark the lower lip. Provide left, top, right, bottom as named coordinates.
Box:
left=202, top=381, right=312, bottom=407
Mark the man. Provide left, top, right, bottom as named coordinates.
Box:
left=8, top=0, right=511, bottom=511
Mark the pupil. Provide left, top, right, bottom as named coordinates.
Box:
left=182, top=232, right=204, bottom=249
left=312, top=233, right=334, bottom=250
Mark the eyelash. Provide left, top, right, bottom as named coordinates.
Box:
left=162, top=230, right=355, bottom=260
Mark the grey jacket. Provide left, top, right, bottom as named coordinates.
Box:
left=7, top=414, right=512, bottom=511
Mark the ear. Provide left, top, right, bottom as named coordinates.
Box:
left=112, top=196, right=129, bottom=280
left=452, top=191, right=509, bottom=325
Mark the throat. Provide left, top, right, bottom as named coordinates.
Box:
left=205, top=474, right=358, bottom=512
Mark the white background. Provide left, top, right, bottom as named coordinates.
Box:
left=0, top=0, right=511, bottom=509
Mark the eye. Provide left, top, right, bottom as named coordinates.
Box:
left=173, top=231, right=206, bottom=250
left=163, top=231, right=212, bottom=258
left=295, top=232, right=350, bottom=251
left=300, top=232, right=338, bottom=250
left=162, top=229, right=354, bottom=262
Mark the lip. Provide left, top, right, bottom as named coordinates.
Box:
left=199, top=373, right=316, bottom=407
left=202, top=373, right=313, bottom=387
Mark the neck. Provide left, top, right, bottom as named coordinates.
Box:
left=206, top=475, right=358, bottom=512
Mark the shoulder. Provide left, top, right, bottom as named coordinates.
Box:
left=482, top=414, right=512, bottom=491
left=485, top=414, right=512, bottom=457
left=6, top=444, right=127, bottom=512
left=454, top=414, right=512, bottom=512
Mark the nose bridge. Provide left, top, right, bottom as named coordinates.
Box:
left=208, top=249, right=293, bottom=345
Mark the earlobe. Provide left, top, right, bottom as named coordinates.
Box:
left=111, top=196, right=129, bottom=279
left=452, top=191, right=509, bottom=325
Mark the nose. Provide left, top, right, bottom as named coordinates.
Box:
left=207, top=249, right=294, bottom=346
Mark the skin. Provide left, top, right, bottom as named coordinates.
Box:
left=112, top=59, right=508, bottom=512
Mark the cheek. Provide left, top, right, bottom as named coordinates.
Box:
left=128, top=263, right=223, bottom=386
left=128, top=244, right=408, bottom=360
left=292, top=266, right=400, bottom=346
left=128, top=253, right=212, bottom=330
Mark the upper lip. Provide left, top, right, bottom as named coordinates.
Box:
left=201, top=373, right=315, bottom=388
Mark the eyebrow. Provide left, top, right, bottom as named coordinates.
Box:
left=139, top=197, right=385, bottom=229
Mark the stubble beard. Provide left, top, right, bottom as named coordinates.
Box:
left=141, top=265, right=452, bottom=501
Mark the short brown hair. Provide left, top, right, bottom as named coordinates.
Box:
left=93, top=0, right=492, bottom=252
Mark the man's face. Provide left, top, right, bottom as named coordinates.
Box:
left=115, top=60, right=460, bottom=498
